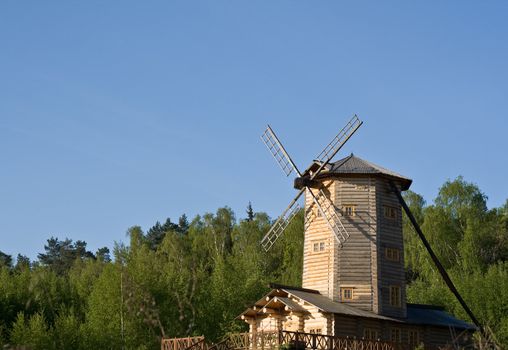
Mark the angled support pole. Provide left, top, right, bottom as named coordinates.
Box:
left=388, top=180, right=484, bottom=336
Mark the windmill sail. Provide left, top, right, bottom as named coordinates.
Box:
left=259, top=116, right=362, bottom=252
left=261, top=125, right=301, bottom=177
left=311, top=115, right=362, bottom=179
left=310, top=189, right=350, bottom=246
left=261, top=190, right=304, bottom=251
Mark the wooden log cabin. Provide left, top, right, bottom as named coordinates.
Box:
left=240, top=155, right=475, bottom=349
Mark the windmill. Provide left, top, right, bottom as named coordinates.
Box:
left=260, top=115, right=363, bottom=251
left=258, top=114, right=486, bottom=338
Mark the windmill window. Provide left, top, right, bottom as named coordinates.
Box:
left=342, top=205, right=356, bottom=217
left=389, top=285, right=401, bottom=307
left=383, top=205, right=397, bottom=219
left=363, top=328, right=379, bottom=340
left=355, top=184, right=369, bottom=191
left=385, top=248, right=400, bottom=262
left=312, top=241, right=326, bottom=252
left=341, top=287, right=354, bottom=300
left=390, top=328, right=401, bottom=343
left=408, top=329, right=419, bottom=345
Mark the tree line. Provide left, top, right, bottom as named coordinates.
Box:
left=0, top=177, right=507, bottom=349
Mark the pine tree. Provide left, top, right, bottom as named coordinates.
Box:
left=0, top=251, right=12, bottom=269
left=246, top=202, right=254, bottom=222
left=178, top=214, right=189, bottom=234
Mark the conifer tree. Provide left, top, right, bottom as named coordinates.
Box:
left=246, top=202, right=254, bottom=222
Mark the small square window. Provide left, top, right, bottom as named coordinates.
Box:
left=312, top=241, right=326, bottom=252
left=363, top=328, right=379, bottom=340
left=389, top=285, right=401, bottom=307
left=341, top=287, right=354, bottom=300
left=385, top=248, right=400, bottom=262
left=343, top=205, right=356, bottom=217
left=390, top=328, right=401, bottom=343
left=383, top=205, right=397, bottom=219
left=408, top=329, right=419, bottom=345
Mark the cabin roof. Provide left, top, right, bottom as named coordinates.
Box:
left=313, top=154, right=412, bottom=190
left=244, top=284, right=399, bottom=322
left=240, top=285, right=475, bottom=330
left=266, top=296, right=308, bottom=313
left=280, top=287, right=398, bottom=322
left=405, top=304, right=476, bottom=330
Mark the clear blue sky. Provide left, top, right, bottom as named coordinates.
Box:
left=1, top=1, right=507, bottom=260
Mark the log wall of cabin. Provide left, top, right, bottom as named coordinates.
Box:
left=424, top=326, right=459, bottom=348
left=333, top=315, right=462, bottom=347
left=257, top=316, right=277, bottom=332
left=302, top=304, right=333, bottom=335
left=334, top=177, right=376, bottom=312
left=334, top=315, right=359, bottom=338
left=280, top=314, right=300, bottom=332
left=255, top=309, right=464, bottom=348
left=376, top=179, right=407, bottom=318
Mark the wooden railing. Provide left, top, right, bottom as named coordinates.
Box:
left=281, top=331, right=407, bottom=350
left=161, top=336, right=206, bottom=350
left=162, top=330, right=441, bottom=350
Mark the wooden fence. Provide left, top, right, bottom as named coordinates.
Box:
left=281, top=330, right=417, bottom=350
left=162, top=330, right=442, bottom=350
left=161, top=336, right=206, bottom=350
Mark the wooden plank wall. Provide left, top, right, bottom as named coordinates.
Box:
left=302, top=180, right=335, bottom=299
left=334, top=315, right=458, bottom=347
left=302, top=175, right=408, bottom=317
left=376, top=179, right=407, bottom=318
left=333, top=315, right=359, bottom=338
left=334, top=177, right=375, bottom=312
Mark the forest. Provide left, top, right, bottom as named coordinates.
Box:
left=0, top=176, right=507, bottom=349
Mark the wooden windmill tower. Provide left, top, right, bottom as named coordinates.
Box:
left=260, top=116, right=412, bottom=318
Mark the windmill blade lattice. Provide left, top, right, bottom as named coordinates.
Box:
left=310, top=189, right=350, bottom=246
left=261, top=125, right=301, bottom=177
left=261, top=190, right=304, bottom=251
left=259, top=116, right=362, bottom=252
left=311, top=115, right=363, bottom=180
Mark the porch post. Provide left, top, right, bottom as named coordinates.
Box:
left=250, top=318, right=258, bottom=350
left=297, top=313, right=305, bottom=332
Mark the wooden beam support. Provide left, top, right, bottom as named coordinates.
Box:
left=389, top=180, right=484, bottom=336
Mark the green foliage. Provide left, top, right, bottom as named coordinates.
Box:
left=81, top=263, right=123, bottom=349
left=1, top=177, right=507, bottom=348
left=54, top=311, right=82, bottom=350
left=0, top=251, right=13, bottom=269
left=38, top=237, right=95, bottom=275
left=404, top=177, right=508, bottom=347
left=11, top=312, right=53, bottom=350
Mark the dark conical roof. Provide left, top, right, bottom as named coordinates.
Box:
left=315, top=154, right=412, bottom=190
